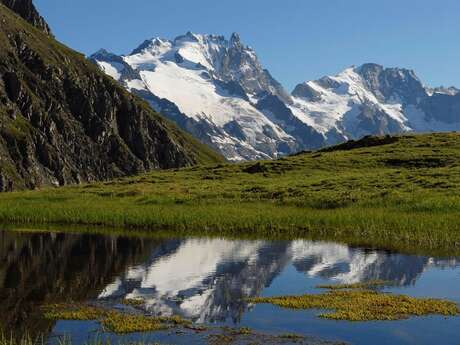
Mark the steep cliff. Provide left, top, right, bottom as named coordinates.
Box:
left=1, top=0, right=51, bottom=34
left=0, top=3, right=222, bottom=190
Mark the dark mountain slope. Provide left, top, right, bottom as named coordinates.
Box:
left=0, top=3, right=222, bottom=191
left=1, top=0, right=51, bottom=34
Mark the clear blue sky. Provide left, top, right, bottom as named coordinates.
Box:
left=35, top=0, right=460, bottom=91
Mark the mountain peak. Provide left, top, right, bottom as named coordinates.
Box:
left=175, top=31, right=201, bottom=43
left=91, top=48, right=112, bottom=58
left=89, top=49, right=125, bottom=65
left=130, top=37, right=171, bottom=55
left=230, top=32, right=241, bottom=47
left=356, top=63, right=384, bottom=74
left=356, top=63, right=421, bottom=82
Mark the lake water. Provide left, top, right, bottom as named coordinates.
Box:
left=1, top=229, right=459, bottom=344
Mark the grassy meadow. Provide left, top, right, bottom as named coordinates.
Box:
left=1, top=133, right=460, bottom=256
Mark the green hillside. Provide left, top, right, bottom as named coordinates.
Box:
left=0, top=133, right=459, bottom=256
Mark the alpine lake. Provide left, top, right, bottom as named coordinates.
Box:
left=1, top=228, right=459, bottom=345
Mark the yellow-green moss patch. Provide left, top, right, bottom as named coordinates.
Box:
left=102, top=312, right=167, bottom=333
left=122, top=298, right=145, bottom=307
left=42, top=304, right=107, bottom=321
left=207, top=328, right=307, bottom=345
left=250, top=290, right=460, bottom=321
left=42, top=303, right=191, bottom=334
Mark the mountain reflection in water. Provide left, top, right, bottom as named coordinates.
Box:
left=98, top=238, right=459, bottom=323
left=0, top=230, right=458, bottom=334
left=0, top=231, right=160, bottom=334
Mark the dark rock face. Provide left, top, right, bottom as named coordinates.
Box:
left=217, top=34, right=292, bottom=105
left=356, top=63, right=460, bottom=125
left=292, top=82, right=322, bottom=102
left=0, top=0, right=51, bottom=34
left=422, top=92, right=460, bottom=124
left=256, top=94, right=324, bottom=151
left=0, top=5, right=221, bottom=191
left=356, top=63, right=428, bottom=105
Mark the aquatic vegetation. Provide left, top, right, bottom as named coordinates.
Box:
left=220, top=327, right=252, bottom=335
left=122, top=298, right=145, bottom=307
left=234, top=327, right=252, bottom=335
left=184, top=324, right=207, bottom=332
left=250, top=290, right=460, bottom=321
left=42, top=304, right=107, bottom=321
left=316, top=280, right=390, bottom=290
left=42, top=303, right=191, bottom=334
left=207, top=327, right=313, bottom=345
left=101, top=312, right=168, bottom=333
left=156, top=315, right=192, bottom=326
left=279, top=333, right=305, bottom=340
left=0, top=333, right=44, bottom=345
left=2, top=133, right=460, bottom=256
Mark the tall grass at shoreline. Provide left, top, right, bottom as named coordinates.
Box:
left=1, top=133, right=460, bottom=256
left=0, top=333, right=165, bottom=345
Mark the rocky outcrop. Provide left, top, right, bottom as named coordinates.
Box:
left=0, top=4, right=222, bottom=190
left=0, top=0, right=51, bottom=34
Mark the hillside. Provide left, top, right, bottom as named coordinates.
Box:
left=0, top=2, right=222, bottom=191
left=1, top=132, right=459, bottom=256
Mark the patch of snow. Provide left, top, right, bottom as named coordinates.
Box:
left=96, top=61, right=124, bottom=81
left=126, top=79, right=147, bottom=91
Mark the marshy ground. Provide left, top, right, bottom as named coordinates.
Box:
left=38, top=303, right=339, bottom=345
left=1, top=133, right=460, bottom=256
left=250, top=281, right=460, bottom=321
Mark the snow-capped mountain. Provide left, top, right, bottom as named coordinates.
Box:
left=290, top=64, right=460, bottom=141
left=91, top=33, right=460, bottom=161
left=90, top=32, right=323, bottom=161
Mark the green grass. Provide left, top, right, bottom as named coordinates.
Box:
left=1, top=133, right=460, bottom=256
left=249, top=289, right=460, bottom=321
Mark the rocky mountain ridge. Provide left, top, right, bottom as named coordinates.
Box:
left=92, top=34, right=460, bottom=161
left=91, top=33, right=324, bottom=160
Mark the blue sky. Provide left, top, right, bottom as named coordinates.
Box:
left=35, top=0, right=460, bottom=91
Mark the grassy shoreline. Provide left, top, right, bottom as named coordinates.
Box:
left=1, top=133, right=460, bottom=256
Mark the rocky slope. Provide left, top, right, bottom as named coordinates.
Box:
left=0, top=3, right=222, bottom=191
left=92, top=34, right=460, bottom=161
left=1, top=0, right=51, bottom=35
